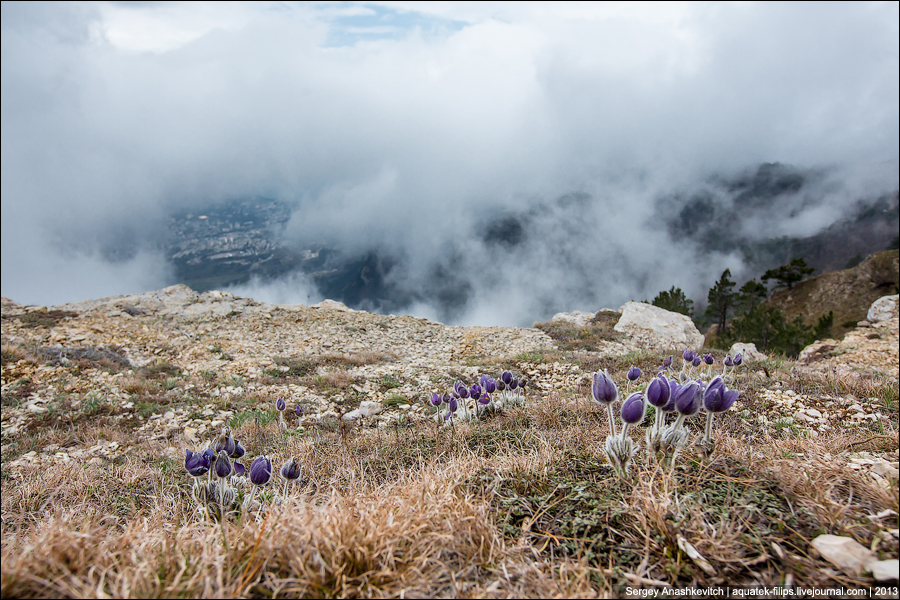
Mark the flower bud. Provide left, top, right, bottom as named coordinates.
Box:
left=692, top=356, right=701, bottom=367
left=724, top=355, right=733, bottom=367
left=275, top=397, right=286, bottom=412
left=703, top=353, right=714, bottom=365
left=250, top=456, right=273, bottom=486
left=673, top=381, right=702, bottom=416
left=231, top=440, right=245, bottom=460
left=184, top=449, right=210, bottom=477
left=215, top=427, right=236, bottom=456
left=214, top=451, right=233, bottom=479
left=295, top=405, right=304, bottom=417
left=645, top=376, right=670, bottom=408
left=501, top=371, right=513, bottom=385
left=683, top=349, right=695, bottom=362
left=621, top=392, right=646, bottom=425
left=733, top=353, right=743, bottom=366
left=280, top=456, right=302, bottom=481
left=591, top=370, right=618, bottom=405
left=627, top=365, right=641, bottom=381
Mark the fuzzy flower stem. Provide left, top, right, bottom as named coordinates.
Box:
left=606, top=403, right=618, bottom=437
left=703, top=411, right=715, bottom=444
left=621, top=422, right=632, bottom=440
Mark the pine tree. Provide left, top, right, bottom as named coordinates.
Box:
left=651, top=286, right=694, bottom=316
left=705, top=269, right=737, bottom=335
left=761, top=257, right=814, bottom=290
left=736, top=279, right=768, bottom=315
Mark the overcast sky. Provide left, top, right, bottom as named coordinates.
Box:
left=2, top=1, right=898, bottom=325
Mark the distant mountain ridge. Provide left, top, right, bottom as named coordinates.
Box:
left=160, top=162, right=899, bottom=319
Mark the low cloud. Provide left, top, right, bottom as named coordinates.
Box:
left=2, top=2, right=897, bottom=324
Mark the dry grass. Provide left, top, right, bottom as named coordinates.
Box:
left=2, top=351, right=898, bottom=597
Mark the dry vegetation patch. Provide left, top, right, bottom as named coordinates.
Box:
left=2, top=304, right=898, bottom=597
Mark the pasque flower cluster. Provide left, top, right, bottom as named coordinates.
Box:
left=593, top=351, right=742, bottom=476
left=428, top=371, right=528, bottom=425
left=183, top=424, right=304, bottom=522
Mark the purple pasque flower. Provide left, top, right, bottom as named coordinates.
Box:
left=627, top=365, right=641, bottom=381
left=703, top=376, right=726, bottom=409
left=518, top=378, right=527, bottom=390
left=683, top=349, right=696, bottom=362
left=215, top=427, right=236, bottom=456
left=496, top=380, right=506, bottom=392
left=469, top=383, right=482, bottom=399
left=621, top=391, right=646, bottom=425
left=430, top=392, right=443, bottom=407
left=478, top=392, right=491, bottom=405
left=591, top=370, right=618, bottom=405
left=663, top=378, right=679, bottom=412
left=249, top=456, right=273, bottom=486
left=733, top=353, right=743, bottom=366
left=184, top=449, right=211, bottom=477
left=233, top=462, right=246, bottom=476
left=662, top=355, right=673, bottom=369
left=692, top=356, right=701, bottom=367
left=454, top=381, right=469, bottom=399
left=645, top=375, right=671, bottom=408
left=295, top=404, right=304, bottom=417
left=481, top=376, right=497, bottom=394
left=724, top=355, right=733, bottom=367
left=673, top=381, right=702, bottom=417
left=214, top=450, right=233, bottom=479
left=703, top=353, right=714, bottom=365
left=275, top=397, right=286, bottom=412
left=280, top=456, right=302, bottom=481
left=704, top=381, right=739, bottom=413
left=230, top=440, right=245, bottom=460
left=501, top=370, right=513, bottom=385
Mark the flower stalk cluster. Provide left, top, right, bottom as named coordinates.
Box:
left=183, top=424, right=305, bottom=522
left=427, top=371, right=527, bottom=426
left=593, top=351, right=743, bottom=476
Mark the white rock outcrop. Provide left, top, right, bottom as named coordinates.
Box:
left=867, top=294, right=899, bottom=323
left=614, top=302, right=704, bottom=350
left=728, top=342, right=766, bottom=362
left=550, top=310, right=596, bottom=327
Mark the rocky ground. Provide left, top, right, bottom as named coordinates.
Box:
left=2, top=287, right=898, bottom=489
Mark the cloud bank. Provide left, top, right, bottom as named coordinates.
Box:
left=2, top=1, right=898, bottom=324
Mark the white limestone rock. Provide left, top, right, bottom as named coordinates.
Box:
left=867, top=294, right=899, bottom=323
left=613, top=302, right=704, bottom=350
left=550, top=310, right=596, bottom=327
left=728, top=342, right=766, bottom=362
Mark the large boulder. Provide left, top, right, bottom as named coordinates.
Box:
left=728, top=342, right=766, bottom=362
left=614, top=302, right=704, bottom=350
left=867, top=294, right=899, bottom=323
